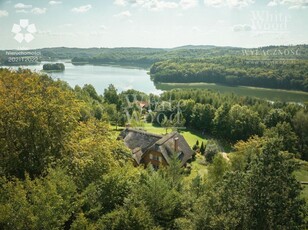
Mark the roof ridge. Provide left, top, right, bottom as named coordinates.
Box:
left=126, top=128, right=163, bottom=138
left=155, top=131, right=178, bottom=146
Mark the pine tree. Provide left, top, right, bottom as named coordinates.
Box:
left=200, top=142, right=205, bottom=155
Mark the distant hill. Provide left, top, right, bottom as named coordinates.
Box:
left=1, top=44, right=307, bottom=68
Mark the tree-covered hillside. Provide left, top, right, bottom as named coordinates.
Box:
left=0, top=69, right=307, bottom=229
left=150, top=57, right=308, bottom=91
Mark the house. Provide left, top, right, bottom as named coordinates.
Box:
left=119, top=128, right=193, bottom=169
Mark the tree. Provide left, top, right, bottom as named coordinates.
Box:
left=204, top=140, right=220, bottom=163
left=134, top=170, right=183, bottom=228
left=192, top=171, right=249, bottom=230
left=83, top=84, right=102, bottom=102
left=160, top=153, right=184, bottom=190
left=81, top=165, right=139, bottom=220
left=191, top=103, right=215, bottom=133
left=192, top=138, right=307, bottom=230
left=265, top=122, right=298, bottom=154
left=200, top=142, right=205, bottom=155
left=264, top=108, right=291, bottom=128
left=161, top=115, right=172, bottom=134
left=229, top=136, right=263, bottom=172
left=292, top=110, right=308, bottom=160
left=213, top=103, right=231, bottom=139
left=207, top=153, right=230, bottom=183
left=228, top=104, right=264, bottom=143
left=97, top=203, right=156, bottom=230
left=104, top=84, right=119, bottom=105
left=0, top=168, right=77, bottom=230
left=0, top=69, right=81, bottom=178
left=192, top=140, right=199, bottom=151
left=245, top=138, right=306, bottom=229
left=62, top=119, right=122, bottom=189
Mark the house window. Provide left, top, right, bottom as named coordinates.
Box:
left=149, top=154, right=153, bottom=160
left=153, top=155, right=159, bottom=161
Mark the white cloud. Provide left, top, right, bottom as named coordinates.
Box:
left=14, top=3, right=32, bottom=9
left=114, top=0, right=127, bottom=6
left=37, top=30, right=76, bottom=37
left=59, top=24, right=73, bottom=28
left=114, top=10, right=132, bottom=18
left=31, top=7, right=47, bottom=15
left=49, top=1, right=62, bottom=5
left=232, top=24, right=252, bottom=32
left=180, top=0, right=198, bottom=9
left=204, top=0, right=254, bottom=8
left=142, top=0, right=179, bottom=10
left=16, top=9, right=28, bottom=13
left=90, top=31, right=105, bottom=36
left=192, top=26, right=202, bottom=32
left=71, top=5, right=92, bottom=13
left=100, top=25, right=108, bottom=30
left=267, top=0, right=308, bottom=9
left=267, top=0, right=279, bottom=6
left=0, top=10, right=9, bottom=17
left=113, top=0, right=197, bottom=10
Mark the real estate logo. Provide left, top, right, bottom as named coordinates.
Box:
left=11, top=19, right=37, bottom=43
left=251, top=11, right=290, bottom=33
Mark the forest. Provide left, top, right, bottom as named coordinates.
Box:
left=43, top=63, right=65, bottom=71
left=0, top=68, right=307, bottom=229
left=149, top=58, right=308, bottom=92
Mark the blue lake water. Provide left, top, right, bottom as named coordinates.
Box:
left=2, top=62, right=161, bottom=95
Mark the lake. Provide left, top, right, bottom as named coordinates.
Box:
left=2, top=62, right=308, bottom=103
left=2, top=62, right=161, bottom=95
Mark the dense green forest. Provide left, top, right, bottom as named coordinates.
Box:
left=0, top=68, right=307, bottom=229
left=43, top=63, right=65, bottom=71
left=150, top=58, right=308, bottom=92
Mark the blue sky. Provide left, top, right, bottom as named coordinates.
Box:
left=0, top=0, right=307, bottom=49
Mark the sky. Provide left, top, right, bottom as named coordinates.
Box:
left=0, top=0, right=307, bottom=49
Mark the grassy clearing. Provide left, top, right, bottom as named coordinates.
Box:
left=184, top=153, right=208, bottom=183
left=155, top=82, right=308, bottom=103
left=111, top=123, right=207, bottom=148
left=142, top=123, right=207, bottom=148
left=294, top=161, right=308, bottom=202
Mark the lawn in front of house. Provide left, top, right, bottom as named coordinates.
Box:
left=142, top=123, right=207, bottom=148
left=184, top=153, right=208, bottom=184
left=111, top=123, right=207, bottom=148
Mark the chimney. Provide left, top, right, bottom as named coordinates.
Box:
left=174, top=137, right=179, bottom=153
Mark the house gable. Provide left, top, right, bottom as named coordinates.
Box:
left=119, top=128, right=193, bottom=168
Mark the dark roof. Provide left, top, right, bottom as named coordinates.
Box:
left=119, top=128, right=193, bottom=166
left=119, top=128, right=162, bottom=152
left=132, top=147, right=143, bottom=164
left=148, top=132, right=193, bottom=166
